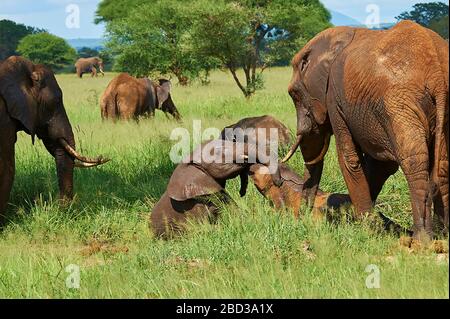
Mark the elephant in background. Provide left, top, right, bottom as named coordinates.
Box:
left=0, top=56, right=109, bottom=225
left=282, top=21, right=448, bottom=241
left=100, top=73, right=181, bottom=121
left=75, top=57, right=104, bottom=78
left=150, top=139, right=282, bottom=238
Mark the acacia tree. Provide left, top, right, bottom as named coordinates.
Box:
left=191, top=0, right=331, bottom=98
left=0, top=19, right=45, bottom=60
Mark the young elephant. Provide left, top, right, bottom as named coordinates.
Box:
left=220, top=115, right=292, bottom=148
left=100, top=73, right=181, bottom=121
left=150, top=139, right=282, bottom=238
left=248, top=163, right=351, bottom=217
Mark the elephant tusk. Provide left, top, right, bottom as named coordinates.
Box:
left=74, top=161, right=108, bottom=168
left=59, top=138, right=110, bottom=165
left=281, top=134, right=302, bottom=163
left=304, top=132, right=331, bottom=165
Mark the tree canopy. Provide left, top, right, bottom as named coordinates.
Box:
left=0, top=19, right=45, bottom=61
left=103, top=0, right=331, bottom=95
left=396, top=1, right=449, bottom=38
left=95, top=0, right=148, bottom=24
left=191, top=0, right=331, bottom=97
left=106, top=0, right=217, bottom=84
left=17, top=33, right=77, bottom=71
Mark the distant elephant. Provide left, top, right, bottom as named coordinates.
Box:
left=248, top=163, right=351, bottom=217
left=220, top=115, right=292, bottom=148
left=75, top=57, right=104, bottom=78
left=100, top=73, right=181, bottom=121
left=0, top=56, right=109, bottom=224
left=150, top=139, right=282, bottom=238
left=282, top=21, right=448, bottom=241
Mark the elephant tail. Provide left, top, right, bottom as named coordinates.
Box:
left=432, top=88, right=448, bottom=192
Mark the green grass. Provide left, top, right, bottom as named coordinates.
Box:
left=0, top=68, right=448, bottom=298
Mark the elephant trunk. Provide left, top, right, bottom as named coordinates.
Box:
left=55, top=137, right=75, bottom=201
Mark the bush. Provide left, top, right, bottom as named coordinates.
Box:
left=17, top=33, right=77, bottom=71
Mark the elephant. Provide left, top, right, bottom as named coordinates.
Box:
left=282, top=20, right=448, bottom=241
left=0, top=56, right=109, bottom=225
left=100, top=73, right=181, bottom=121
left=75, top=57, right=104, bottom=78
left=248, top=163, right=351, bottom=218
left=150, top=139, right=282, bottom=238
left=220, top=115, right=292, bottom=148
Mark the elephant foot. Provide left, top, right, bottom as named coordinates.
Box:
left=399, top=236, right=447, bottom=253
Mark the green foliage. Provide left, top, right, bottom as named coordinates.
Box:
left=17, top=33, right=77, bottom=71
left=77, top=47, right=99, bottom=59
left=106, top=0, right=218, bottom=84
left=396, top=2, right=449, bottom=38
left=191, top=0, right=331, bottom=97
left=94, top=0, right=148, bottom=24
left=429, top=15, right=449, bottom=39
left=0, top=19, right=45, bottom=60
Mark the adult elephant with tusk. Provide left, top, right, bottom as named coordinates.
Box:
left=0, top=56, right=110, bottom=224
left=75, top=57, right=104, bottom=78
left=282, top=20, right=448, bottom=242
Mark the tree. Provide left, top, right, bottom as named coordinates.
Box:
left=77, top=47, right=100, bottom=58
left=17, top=33, right=77, bottom=71
left=396, top=2, right=449, bottom=28
left=429, top=15, right=449, bottom=39
left=106, top=0, right=217, bottom=85
left=191, top=0, right=331, bottom=98
left=0, top=19, right=45, bottom=61
left=95, top=0, right=148, bottom=24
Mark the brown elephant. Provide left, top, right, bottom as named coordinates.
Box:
left=282, top=21, right=448, bottom=241
left=150, top=139, right=282, bottom=238
left=100, top=73, right=181, bottom=121
left=75, top=57, right=104, bottom=78
left=248, top=163, right=351, bottom=218
left=0, top=56, right=109, bottom=224
left=220, top=115, right=292, bottom=148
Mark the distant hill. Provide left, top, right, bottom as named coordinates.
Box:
left=329, top=10, right=395, bottom=30
left=67, top=38, right=105, bottom=50
left=329, top=10, right=362, bottom=26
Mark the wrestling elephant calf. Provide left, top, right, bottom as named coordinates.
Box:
left=0, top=56, right=109, bottom=224
left=150, top=139, right=282, bottom=238
left=249, top=163, right=350, bottom=217
left=100, top=73, right=181, bottom=121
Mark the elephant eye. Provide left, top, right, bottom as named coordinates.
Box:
left=301, top=59, right=309, bottom=72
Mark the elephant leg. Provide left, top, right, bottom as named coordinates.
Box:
left=328, top=106, right=373, bottom=216
left=0, top=119, right=16, bottom=225
left=363, top=155, right=399, bottom=202
left=91, top=66, right=97, bottom=77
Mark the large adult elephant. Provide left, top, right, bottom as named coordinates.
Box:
left=100, top=73, right=181, bottom=121
left=0, top=56, right=109, bottom=224
left=75, top=57, right=104, bottom=78
left=282, top=21, right=448, bottom=241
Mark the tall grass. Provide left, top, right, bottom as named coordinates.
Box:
left=0, top=68, right=447, bottom=298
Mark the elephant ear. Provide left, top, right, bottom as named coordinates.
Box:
left=0, top=57, right=38, bottom=135
left=156, top=79, right=171, bottom=107
left=301, top=27, right=355, bottom=125
left=167, top=164, right=224, bottom=201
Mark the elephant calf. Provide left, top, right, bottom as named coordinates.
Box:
left=248, top=163, right=351, bottom=217
left=75, top=57, right=104, bottom=78
left=100, top=73, right=181, bottom=121
left=150, top=139, right=282, bottom=238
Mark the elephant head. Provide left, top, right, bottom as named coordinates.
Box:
left=156, top=79, right=181, bottom=121
left=282, top=27, right=355, bottom=206
left=0, top=56, right=109, bottom=201
left=167, top=139, right=282, bottom=201
left=96, top=58, right=105, bottom=75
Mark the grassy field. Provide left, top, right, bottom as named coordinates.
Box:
left=0, top=68, right=448, bottom=298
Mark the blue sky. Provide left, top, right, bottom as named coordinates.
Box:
left=0, top=0, right=448, bottom=39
